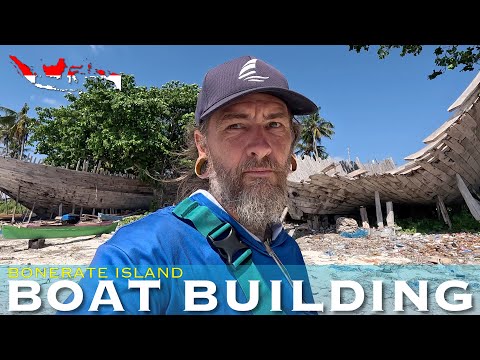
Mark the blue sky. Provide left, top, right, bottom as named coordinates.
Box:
left=0, top=45, right=476, bottom=167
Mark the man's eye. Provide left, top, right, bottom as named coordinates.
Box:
left=227, top=123, right=243, bottom=129
left=269, top=122, right=282, bottom=128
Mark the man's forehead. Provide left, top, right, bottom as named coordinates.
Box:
left=222, top=93, right=288, bottom=111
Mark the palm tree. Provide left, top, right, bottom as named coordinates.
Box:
left=0, top=103, right=34, bottom=159
left=0, top=106, right=16, bottom=155
left=295, top=106, right=335, bottom=160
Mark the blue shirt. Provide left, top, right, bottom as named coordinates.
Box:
left=59, top=191, right=317, bottom=315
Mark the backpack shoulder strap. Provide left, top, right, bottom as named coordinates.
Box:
left=173, top=197, right=283, bottom=315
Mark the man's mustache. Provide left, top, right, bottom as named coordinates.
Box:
left=239, top=157, right=287, bottom=173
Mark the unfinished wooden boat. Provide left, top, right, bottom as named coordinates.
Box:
left=287, top=70, right=480, bottom=223
left=1, top=220, right=118, bottom=239
left=0, top=156, right=156, bottom=218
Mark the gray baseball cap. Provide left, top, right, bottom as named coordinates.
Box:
left=195, top=55, right=318, bottom=125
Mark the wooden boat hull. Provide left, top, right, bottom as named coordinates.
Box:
left=287, top=71, right=480, bottom=220
left=0, top=156, right=157, bottom=218
left=1, top=221, right=118, bottom=239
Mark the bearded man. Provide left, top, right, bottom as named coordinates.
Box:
left=60, top=56, right=319, bottom=315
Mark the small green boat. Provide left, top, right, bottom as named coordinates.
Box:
left=1, top=221, right=118, bottom=240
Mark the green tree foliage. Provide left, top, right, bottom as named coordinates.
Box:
left=349, top=45, right=480, bottom=80
left=29, top=74, right=199, bottom=183
left=295, top=107, right=335, bottom=160
left=0, top=103, right=34, bottom=159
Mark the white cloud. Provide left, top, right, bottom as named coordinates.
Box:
left=42, top=97, right=62, bottom=106
left=90, top=45, right=105, bottom=54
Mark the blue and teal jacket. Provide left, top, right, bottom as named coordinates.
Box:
left=59, top=191, right=317, bottom=315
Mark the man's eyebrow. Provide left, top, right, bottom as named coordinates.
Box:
left=265, top=111, right=289, bottom=120
left=220, top=112, right=249, bottom=121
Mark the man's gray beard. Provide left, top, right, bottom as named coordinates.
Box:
left=208, top=155, right=289, bottom=239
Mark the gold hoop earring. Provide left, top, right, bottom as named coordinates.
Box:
left=291, top=154, right=297, bottom=172
left=195, top=157, right=208, bottom=178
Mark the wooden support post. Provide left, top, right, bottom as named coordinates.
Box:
left=22, top=207, right=29, bottom=222
left=58, top=203, right=63, bottom=216
left=307, top=219, right=313, bottom=229
left=436, top=197, right=442, bottom=220
left=456, top=174, right=480, bottom=221
left=386, top=201, right=394, bottom=227
left=92, top=208, right=96, bottom=215
left=360, top=206, right=370, bottom=229
left=76, top=159, right=81, bottom=171
left=2, top=192, right=8, bottom=214
left=374, top=191, right=384, bottom=229
left=72, top=204, right=76, bottom=214
left=436, top=195, right=452, bottom=229
left=11, top=185, right=20, bottom=224
left=312, top=215, right=320, bottom=231
left=80, top=207, right=83, bottom=216
left=321, top=215, right=329, bottom=228
left=27, top=201, right=36, bottom=224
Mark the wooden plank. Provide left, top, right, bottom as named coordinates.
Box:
left=408, top=166, right=446, bottom=202
left=441, top=141, right=477, bottom=186
left=371, top=174, right=412, bottom=200
left=398, top=165, right=422, bottom=174
left=361, top=175, right=406, bottom=203
left=423, top=115, right=460, bottom=143
left=448, top=71, right=480, bottom=112
left=404, top=133, right=447, bottom=161
left=436, top=195, right=452, bottom=229
left=391, top=174, right=432, bottom=202
left=456, top=173, right=480, bottom=220
left=325, top=177, right=376, bottom=203
left=346, top=168, right=369, bottom=178
left=448, top=125, right=480, bottom=176
left=415, top=160, right=456, bottom=193
left=463, top=110, right=480, bottom=141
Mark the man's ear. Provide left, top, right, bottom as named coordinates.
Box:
left=194, top=130, right=207, bottom=158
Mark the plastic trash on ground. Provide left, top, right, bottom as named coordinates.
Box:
left=339, top=227, right=369, bottom=238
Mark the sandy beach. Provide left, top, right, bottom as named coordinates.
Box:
left=0, top=233, right=112, bottom=265
left=1, top=222, right=480, bottom=266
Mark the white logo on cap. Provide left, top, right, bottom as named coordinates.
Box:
left=238, top=59, right=270, bottom=82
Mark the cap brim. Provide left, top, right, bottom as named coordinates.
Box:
left=199, top=87, right=317, bottom=123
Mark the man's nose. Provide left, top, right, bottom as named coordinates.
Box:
left=246, top=126, right=272, bottom=160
